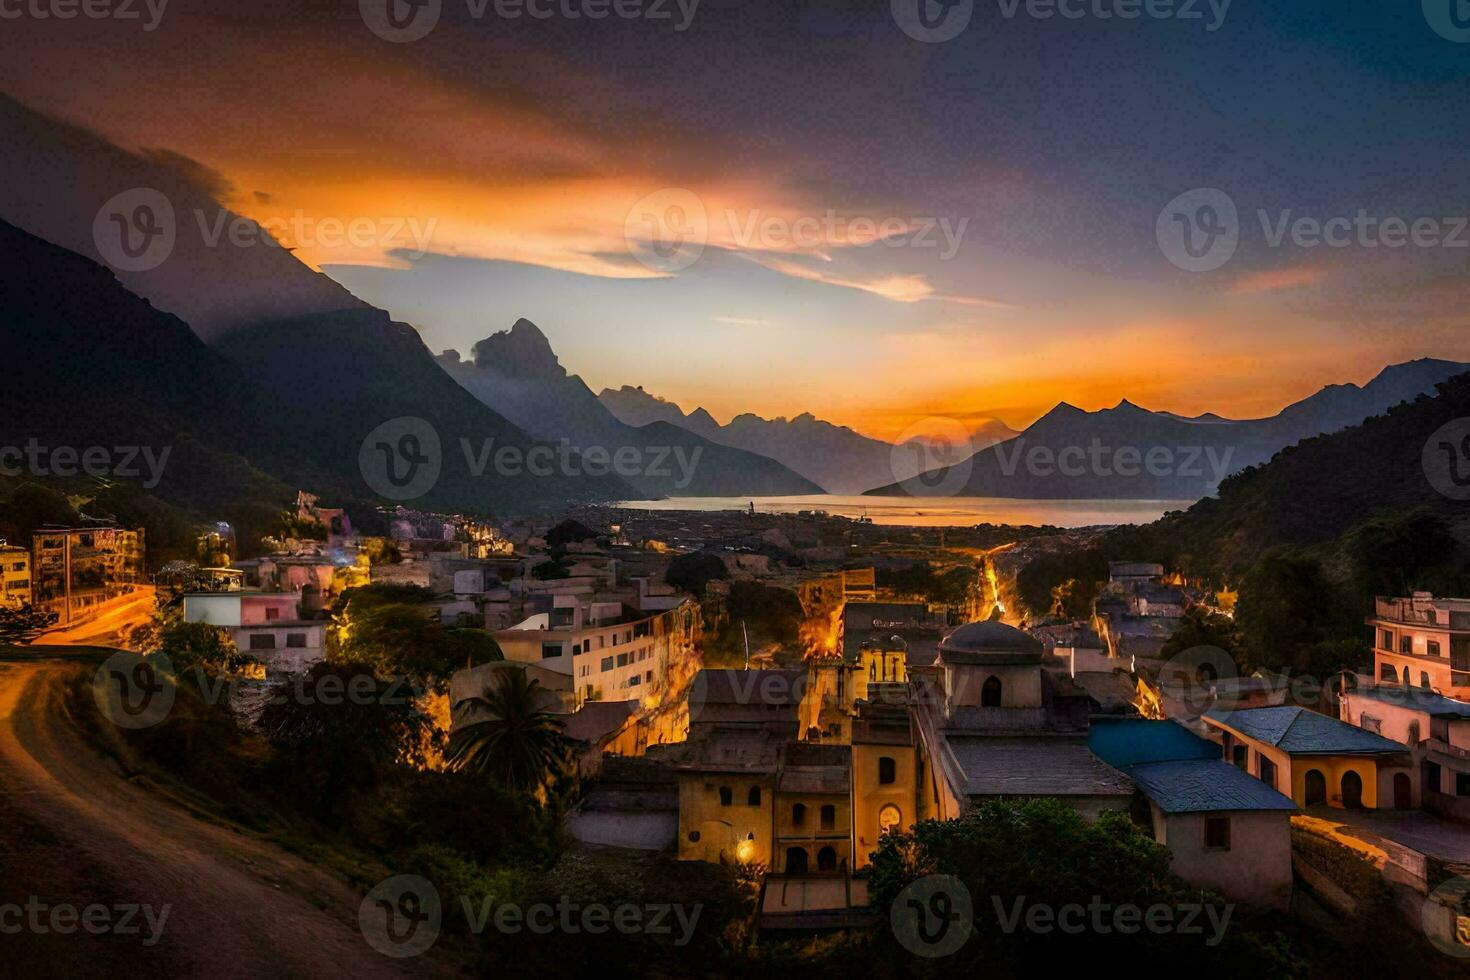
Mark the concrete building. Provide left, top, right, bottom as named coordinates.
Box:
left=1368, top=594, right=1470, bottom=700
left=182, top=591, right=325, bottom=674
left=31, top=525, right=144, bottom=623
left=493, top=597, right=700, bottom=708
left=850, top=685, right=917, bottom=869
left=1340, top=685, right=1470, bottom=821
left=1205, top=705, right=1415, bottom=810
left=0, top=541, right=31, bottom=607
left=1090, top=718, right=1296, bottom=908
left=910, top=617, right=1134, bottom=821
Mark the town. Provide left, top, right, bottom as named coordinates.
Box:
left=5, top=484, right=1467, bottom=972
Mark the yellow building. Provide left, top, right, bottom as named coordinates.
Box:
left=0, top=542, right=31, bottom=607
left=774, top=742, right=852, bottom=873
left=1204, top=706, right=1415, bottom=809
left=850, top=684, right=918, bottom=868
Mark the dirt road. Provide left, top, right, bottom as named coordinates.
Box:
left=0, top=653, right=444, bottom=977
left=41, top=586, right=157, bottom=648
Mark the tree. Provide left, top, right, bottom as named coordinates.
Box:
left=157, top=619, right=255, bottom=675
left=446, top=665, right=569, bottom=796
left=545, top=519, right=597, bottom=548
left=259, top=661, right=433, bottom=819
left=1160, top=608, right=1243, bottom=663
left=665, top=551, right=728, bottom=597
left=868, top=798, right=1304, bottom=977
left=0, top=604, right=58, bottom=645
left=1236, top=549, right=1348, bottom=673
left=1015, top=549, right=1108, bottom=621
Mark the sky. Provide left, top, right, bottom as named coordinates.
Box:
left=2, top=0, right=1468, bottom=440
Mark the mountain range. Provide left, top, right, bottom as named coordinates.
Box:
left=434, top=320, right=821, bottom=497
left=598, top=385, right=1018, bottom=494
left=862, top=359, right=1470, bottom=499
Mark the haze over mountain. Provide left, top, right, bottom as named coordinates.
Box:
left=435, top=320, right=822, bottom=497
left=865, top=359, right=1470, bottom=500
left=599, top=385, right=1017, bottom=494
left=0, top=96, right=637, bottom=516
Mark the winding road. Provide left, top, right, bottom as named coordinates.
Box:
left=0, top=649, right=446, bottom=977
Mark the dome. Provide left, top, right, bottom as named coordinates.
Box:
left=939, top=619, right=1043, bottom=658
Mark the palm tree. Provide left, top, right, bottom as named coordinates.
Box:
left=446, top=665, right=568, bottom=796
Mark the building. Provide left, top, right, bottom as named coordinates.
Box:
left=493, top=597, right=700, bottom=707
left=31, top=525, right=145, bottom=623
left=0, top=541, right=31, bottom=607
left=849, top=685, right=918, bottom=869
left=1340, top=684, right=1470, bottom=822
left=1204, top=705, right=1415, bottom=810
left=910, top=616, right=1134, bottom=821
left=1089, top=718, right=1296, bottom=908
left=182, top=591, right=325, bottom=674
left=1368, top=594, right=1470, bottom=700
left=774, top=742, right=853, bottom=874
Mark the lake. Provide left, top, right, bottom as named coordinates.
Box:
left=610, top=495, right=1197, bottom=528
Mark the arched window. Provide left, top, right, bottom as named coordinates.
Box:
left=878, top=756, right=897, bottom=785
left=878, top=804, right=901, bottom=836
left=816, top=847, right=838, bottom=872
left=784, top=847, right=808, bottom=873
left=1380, top=662, right=1398, bottom=682
left=820, top=804, right=836, bottom=830
left=719, top=786, right=732, bottom=806
left=792, top=803, right=806, bottom=827
left=1341, top=770, right=1364, bottom=809
left=1304, top=769, right=1327, bottom=806
left=1402, top=666, right=1412, bottom=686
left=1420, top=672, right=1431, bottom=689
left=981, top=675, right=1002, bottom=707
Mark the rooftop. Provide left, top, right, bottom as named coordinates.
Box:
left=1351, top=686, right=1470, bottom=720
left=1128, top=759, right=1297, bottom=814
left=938, top=618, right=1043, bottom=665
left=946, top=736, right=1134, bottom=798
left=1205, top=706, right=1407, bottom=755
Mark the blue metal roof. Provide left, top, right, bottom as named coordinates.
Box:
left=1128, top=759, right=1297, bottom=813
left=1088, top=718, right=1220, bottom=770
left=1205, top=706, right=1407, bottom=755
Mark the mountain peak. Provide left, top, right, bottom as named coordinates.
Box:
left=471, top=318, right=566, bottom=380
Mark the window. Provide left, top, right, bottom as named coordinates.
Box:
left=1421, top=672, right=1432, bottom=689
left=617, top=653, right=629, bottom=667
left=687, top=830, right=700, bottom=843
left=878, top=756, right=897, bottom=785
left=572, top=643, right=582, bottom=656
left=1380, top=629, right=1393, bottom=651
left=1258, top=756, right=1277, bottom=790
left=1401, top=635, right=1414, bottom=655
left=1204, top=817, right=1231, bottom=851
left=628, top=675, right=641, bottom=686
left=820, top=805, right=835, bottom=830
left=600, top=656, right=613, bottom=671
left=747, top=786, right=761, bottom=806
left=1231, top=745, right=1248, bottom=770
left=265, top=606, right=280, bottom=621
left=541, top=643, right=561, bottom=660
left=1427, top=762, right=1442, bottom=794
left=1429, top=641, right=1442, bottom=658
left=248, top=633, right=276, bottom=650
left=719, top=786, right=733, bottom=806
left=1380, top=662, right=1399, bottom=682
left=792, top=803, right=806, bottom=827
left=1458, top=773, right=1470, bottom=797
left=981, top=675, right=1002, bottom=707
left=878, top=804, right=901, bottom=835
left=286, top=633, right=307, bottom=648
left=817, top=846, right=837, bottom=871
left=1360, top=714, right=1381, bottom=734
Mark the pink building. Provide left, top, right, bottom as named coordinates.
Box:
left=1368, top=594, right=1470, bottom=700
